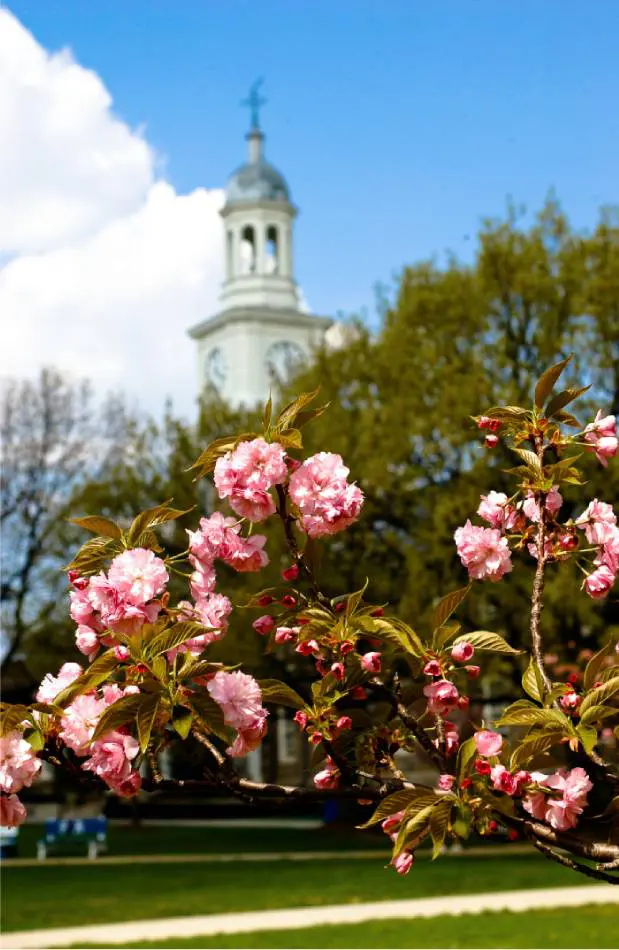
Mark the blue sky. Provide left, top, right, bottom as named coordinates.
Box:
left=6, top=0, right=619, bottom=322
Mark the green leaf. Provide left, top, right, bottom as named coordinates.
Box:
left=584, top=642, right=615, bottom=691
left=579, top=704, right=618, bottom=726
left=431, top=585, right=470, bottom=632
left=364, top=617, right=424, bottom=657
left=453, top=631, right=522, bottom=655
left=278, top=428, right=303, bottom=450
left=534, top=356, right=572, bottom=409
left=127, top=502, right=193, bottom=545
left=357, top=788, right=433, bottom=829
left=452, top=803, right=472, bottom=840
left=258, top=679, right=305, bottom=709
left=70, top=516, right=123, bottom=540
left=148, top=622, right=209, bottom=658
left=276, top=390, right=319, bottom=432
left=263, top=394, right=273, bottom=430
left=0, top=704, right=31, bottom=735
left=429, top=800, right=453, bottom=860
left=53, top=650, right=119, bottom=707
left=552, top=410, right=581, bottom=428
left=509, top=731, right=564, bottom=769
left=137, top=694, right=160, bottom=753
left=579, top=677, right=619, bottom=717
left=522, top=657, right=544, bottom=703
left=432, top=622, right=461, bottom=652
left=497, top=706, right=570, bottom=729
left=190, top=694, right=235, bottom=743
left=393, top=805, right=435, bottom=858
left=172, top=706, right=194, bottom=739
left=484, top=406, right=530, bottom=420
left=545, top=385, right=591, bottom=417
left=294, top=405, right=329, bottom=429
left=456, top=735, right=478, bottom=781
left=91, top=694, right=144, bottom=742
left=345, top=579, right=369, bottom=618
left=576, top=723, right=598, bottom=755
left=64, top=537, right=121, bottom=575
left=512, top=447, right=542, bottom=476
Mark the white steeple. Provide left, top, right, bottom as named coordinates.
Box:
left=188, top=82, right=332, bottom=408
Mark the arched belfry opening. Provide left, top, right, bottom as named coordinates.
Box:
left=240, top=225, right=256, bottom=274
left=265, top=225, right=279, bottom=274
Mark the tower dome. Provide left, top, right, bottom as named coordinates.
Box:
left=226, top=154, right=290, bottom=205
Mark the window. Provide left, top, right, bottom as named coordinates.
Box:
left=240, top=225, right=256, bottom=274
left=265, top=225, right=279, bottom=274
left=226, top=230, right=234, bottom=276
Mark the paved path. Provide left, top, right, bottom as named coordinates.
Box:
left=4, top=843, right=533, bottom=868
left=3, top=885, right=617, bottom=949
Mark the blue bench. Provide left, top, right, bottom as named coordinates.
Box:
left=36, top=817, right=108, bottom=860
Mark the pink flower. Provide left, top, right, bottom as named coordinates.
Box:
left=288, top=452, right=363, bottom=538
left=576, top=499, right=617, bottom=544
left=36, top=662, right=83, bottom=704
left=478, top=416, right=501, bottom=432
left=0, top=793, right=27, bottom=827
left=438, top=773, right=455, bottom=791
left=523, top=767, right=593, bottom=831
left=295, top=639, right=320, bottom=656
left=214, top=438, right=288, bottom=522
left=584, top=411, right=618, bottom=466
left=490, top=764, right=518, bottom=795
left=60, top=693, right=107, bottom=754
left=70, top=588, right=96, bottom=626
left=253, top=615, right=275, bottom=636
left=442, top=720, right=460, bottom=755
left=454, top=520, right=512, bottom=582
left=313, top=758, right=340, bottom=790
left=423, top=659, right=442, bottom=676
left=423, top=679, right=459, bottom=716
left=392, top=850, right=414, bottom=875
left=474, top=730, right=503, bottom=757
left=188, top=513, right=269, bottom=573
left=522, top=486, right=563, bottom=523
left=82, top=731, right=140, bottom=795
left=274, top=626, right=298, bottom=644
left=189, top=559, right=217, bottom=600
left=76, top=625, right=99, bottom=659
left=361, top=651, right=382, bottom=674
left=294, top=711, right=308, bottom=730
left=597, top=526, right=619, bottom=574
left=381, top=810, right=405, bottom=835
left=0, top=732, right=41, bottom=793
left=451, top=641, right=474, bottom=663
left=477, top=492, right=511, bottom=530
left=194, top=593, right=233, bottom=636
left=584, top=564, right=616, bottom=599
left=559, top=690, right=581, bottom=713
left=207, top=670, right=267, bottom=732
left=108, top=548, right=168, bottom=605
left=227, top=720, right=268, bottom=758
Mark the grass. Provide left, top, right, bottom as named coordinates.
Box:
left=2, top=854, right=591, bottom=932
left=75, top=904, right=619, bottom=949
left=12, top=822, right=388, bottom=858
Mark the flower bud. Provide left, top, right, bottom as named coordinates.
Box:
left=451, top=641, right=474, bottom=663
left=465, top=665, right=481, bottom=679
left=423, top=658, right=442, bottom=676
left=257, top=594, right=274, bottom=607
left=281, top=594, right=297, bottom=608
left=351, top=686, right=368, bottom=700
left=336, top=715, right=352, bottom=732
left=296, top=639, right=319, bottom=656
left=331, top=662, right=345, bottom=681
left=294, top=710, right=308, bottom=730
left=339, top=640, right=355, bottom=655
left=485, top=434, right=499, bottom=448
left=361, top=652, right=382, bottom=674
left=113, top=645, right=130, bottom=662
left=253, top=615, right=275, bottom=636
left=282, top=564, right=300, bottom=582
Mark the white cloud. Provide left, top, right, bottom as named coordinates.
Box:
left=0, top=9, right=225, bottom=417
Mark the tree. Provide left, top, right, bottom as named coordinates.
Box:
left=0, top=369, right=135, bottom=681
left=1, top=368, right=618, bottom=883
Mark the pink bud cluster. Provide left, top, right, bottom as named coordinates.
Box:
left=313, top=756, right=340, bottom=790
left=69, top=548, right=169, bottom=659
left=206, top=670, right=268, bottom=758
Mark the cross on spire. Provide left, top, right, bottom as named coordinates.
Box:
left=241, top=78, right=267, bottom=131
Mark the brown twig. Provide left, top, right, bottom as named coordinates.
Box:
left=529, top=436, right=553, bottom=694
left=533, top=839, right=618, bottom=884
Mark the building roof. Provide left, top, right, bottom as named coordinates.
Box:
left=225, top=158, right=290, bottom=205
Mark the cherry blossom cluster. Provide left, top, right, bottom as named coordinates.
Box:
left=70, top=548, right=169, bottom=659
left=206, top=671, right=269, bottom=757
left=455, top=410, right=618, bottom=599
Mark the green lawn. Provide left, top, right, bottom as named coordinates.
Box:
left=13, top=822, right=387, bottom=858
left=76, top=904, right=619, bottom=949
left=2, top=854, right=591, bottom=933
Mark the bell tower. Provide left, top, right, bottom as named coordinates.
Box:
left=188, top=81, right=332, bottom=408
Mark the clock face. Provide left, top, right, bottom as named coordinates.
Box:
left=265, top=341, right=305, bottom=380
left=205, top=347, right=227, bottom=389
